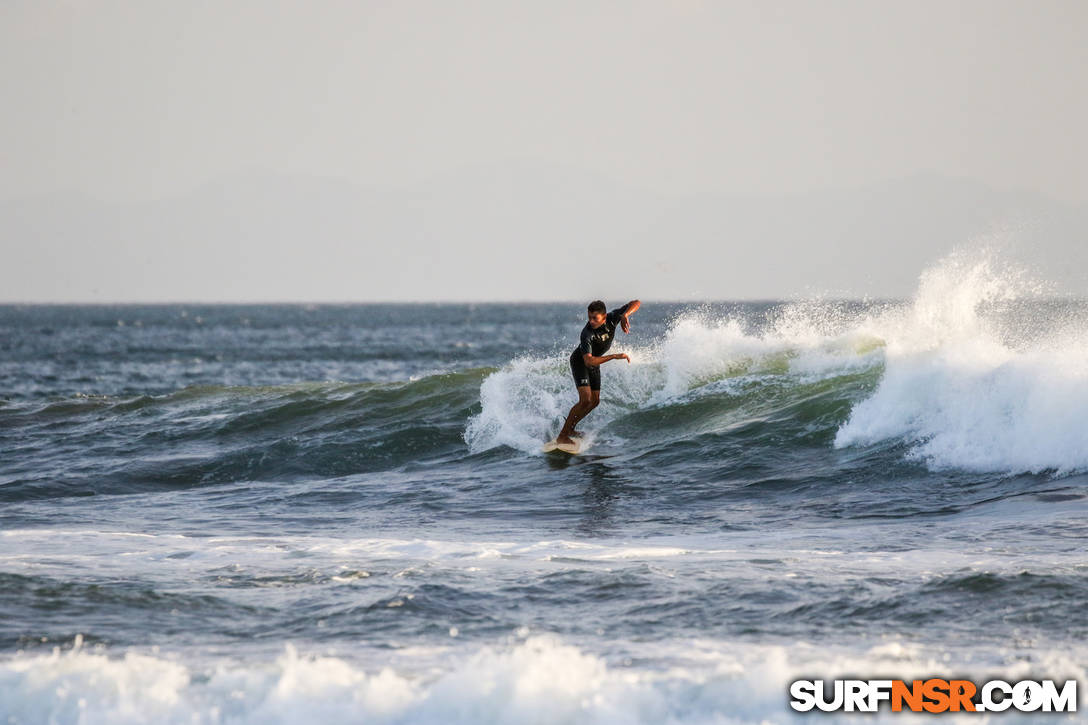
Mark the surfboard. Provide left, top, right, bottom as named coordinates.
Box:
left=542, top=438, right=583, bottom=454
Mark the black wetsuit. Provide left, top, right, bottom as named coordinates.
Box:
left=569, top=304, right=630, bottom=390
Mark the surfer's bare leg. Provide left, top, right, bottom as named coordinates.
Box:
left=570, top=391, right=601, bottom=438
left=558, top=386, right=598, bottom=444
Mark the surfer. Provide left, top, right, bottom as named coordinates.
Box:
left=556, top=299, right=641, bottom=445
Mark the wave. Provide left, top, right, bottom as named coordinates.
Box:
left=463, top=308, right=885, bottom=455
left=0, top=371, right=492, bottom=501
left=834, top=248, right=1088, bottom=474
left=466, top=248, right=1088, bottom=476
left=2, top=632, right=1084, bottom=724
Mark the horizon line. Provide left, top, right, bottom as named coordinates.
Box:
left=3, top=295, right=1085, bottom=306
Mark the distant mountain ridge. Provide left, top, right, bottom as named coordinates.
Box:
left=3, top=166, right=1086, bottom=302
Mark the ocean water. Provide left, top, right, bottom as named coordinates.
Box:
left=2, top=250, right=1087, bottom=723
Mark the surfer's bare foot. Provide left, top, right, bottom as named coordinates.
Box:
left=557, top=434, right=575, bottom=445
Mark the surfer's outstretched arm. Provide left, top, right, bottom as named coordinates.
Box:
left=582, top=352, right=630, bottom=366
left=616, top=300, right=640, bottom=334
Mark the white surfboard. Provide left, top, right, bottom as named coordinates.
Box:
left=542, top=437, right=583, bottom=454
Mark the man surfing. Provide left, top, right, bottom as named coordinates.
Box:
left=556, top=299, right=641, bottom=446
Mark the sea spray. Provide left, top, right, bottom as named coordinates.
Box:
left=835, top=248, right=1088, bottom=473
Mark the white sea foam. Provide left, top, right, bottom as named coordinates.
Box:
left=2, top=633, right=1083, bottom=724
left=463, top=355, right=582, bottom=453
left=5, top=522, right=1086, bottom=722
left=835, top=248, right=1088, bottom=474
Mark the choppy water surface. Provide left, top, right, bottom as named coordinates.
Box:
left=2, top=251, right=1087, bottom=723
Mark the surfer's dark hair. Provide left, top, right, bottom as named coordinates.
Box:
left=588, top=300, right=607, bottom=315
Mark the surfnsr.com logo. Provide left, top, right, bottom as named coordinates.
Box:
left=789, top=679, right=1078, bottom=713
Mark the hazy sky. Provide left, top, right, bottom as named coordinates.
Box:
left=2, top=1, right=1087, bottom=301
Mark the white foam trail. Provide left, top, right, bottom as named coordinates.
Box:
left=463, top=355, right=577, bottom=453
left=2, top=633, right=1084, bottom=724
left=8, top=521, right=1088, bottom=584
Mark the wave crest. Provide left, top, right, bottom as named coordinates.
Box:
left=468, top=248, right=1088, bottom=475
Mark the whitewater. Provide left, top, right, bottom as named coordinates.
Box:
left=2, top=249, right=1087, bottom=723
